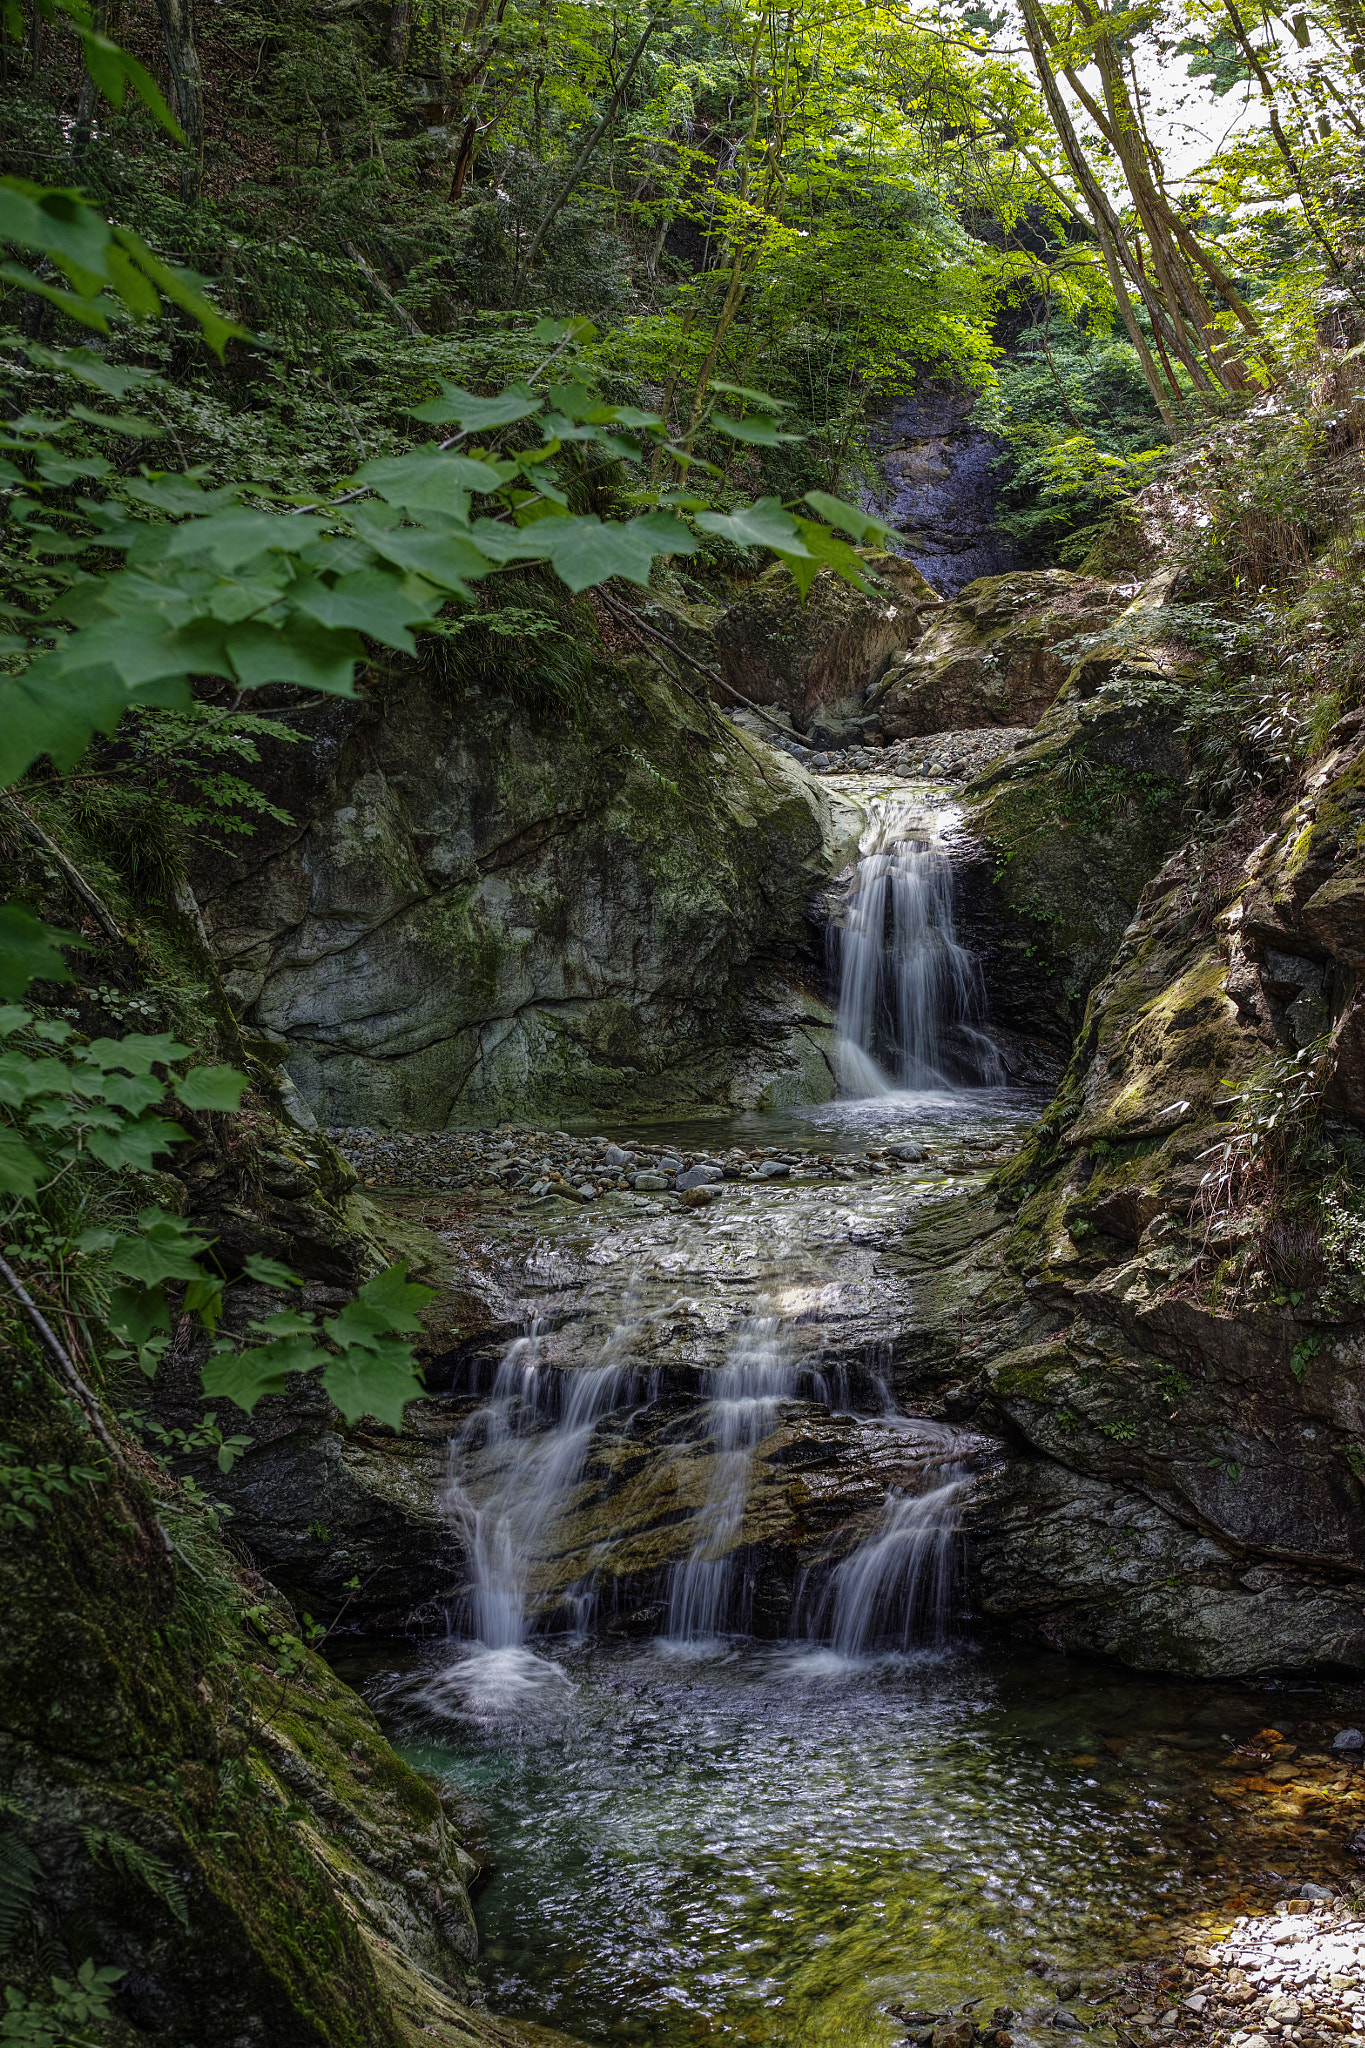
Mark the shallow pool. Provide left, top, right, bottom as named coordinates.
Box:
left=343, top=1635, right=1347, bottom=2048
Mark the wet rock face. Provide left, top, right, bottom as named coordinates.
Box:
left=885, top=710, right=1365, bottom=1676
left=876, top=571, right=1133, bottom=738
left=865, top=388, right=1018, bottom=597
left=190, top=654, right=862, bottom=1128
left=712, top=554, right=940, bottom=726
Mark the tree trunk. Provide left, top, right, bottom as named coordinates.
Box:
left=1018, top=0, right=1182, bottom=425
left=154, top=0, right=204, bottom=202
left=387, top=0, right=411, bottom=71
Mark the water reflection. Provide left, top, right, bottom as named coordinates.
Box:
left=347, top=1638, right=1344, bottom=2048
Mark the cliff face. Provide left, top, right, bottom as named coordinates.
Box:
left=879, top=706, right=1365, bottom=1675
left=191, top=634, right=861, bottom=1130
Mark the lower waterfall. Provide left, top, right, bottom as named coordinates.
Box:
left=803, top=1466, right=968, bottom=1655
left=833, top=793, right=1003, bottom=1093
left=441, top=1281, right=976, bottom=1660
left=666, top=1309, right=798, bottom=1640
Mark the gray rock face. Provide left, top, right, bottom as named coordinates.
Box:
left=713, top=555, right=940, bottom=726
left=191, top=651, right=862, bottom=1127
left=865, top=387, right=1018, bottom=597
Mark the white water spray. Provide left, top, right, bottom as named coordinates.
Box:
left=813, top=1467, right=968, bottom=1654
left=444, top=1287, right=653, bottom=1646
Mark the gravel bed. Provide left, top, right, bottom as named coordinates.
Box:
left=328, top=1124, right=1019, bottom=1199
left=766, top=725, right=1033, bottom=783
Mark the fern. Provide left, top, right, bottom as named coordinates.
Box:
left=0, top=1830, right=41, bottom=1953
left=79, top=1829, right=188, bottom=1929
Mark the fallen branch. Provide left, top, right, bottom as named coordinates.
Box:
left=595, top=591, right=798, bottom=740
left=1, top=794, right=125, bottom=945
left=0, top=1251, right=125, bottom=1468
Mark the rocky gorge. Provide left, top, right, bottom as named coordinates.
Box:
left=10, top=485, right=1365, bottom=2048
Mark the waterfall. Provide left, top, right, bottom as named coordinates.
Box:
left=810, top=1467, right=968, bottom=1655
left=665, top=1311, right=798, bottom=1640
left=833, top=796, right=1003, bottom=1094
left=444, top=1290, right=652, bottom=1646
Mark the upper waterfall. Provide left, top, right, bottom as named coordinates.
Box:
left=832, top=793, right=1004, bottom=1096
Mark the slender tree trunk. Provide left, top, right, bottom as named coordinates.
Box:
left=1070, top=0, right=1258, bottom=392
left=449, top=112, right=477, bottom=198
left=517, top=8, right=668, bottom=286
left=387, top=0, right=411, bottom=72
left=1018, top=0, right=1181, bottom=426
left=154, top=0, right=204, bottom=201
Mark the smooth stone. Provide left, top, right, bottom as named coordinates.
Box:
left=634, top=1172, right=670, bottom=1191
left=932, top=2021, right=975, bottom=2048
left=1300, top=1883, right=1334, bottom=1900
left=603, top=1144, right=633, bottom=1167
left=677, top=1164, right=724, bottom=1189
left=1333, top=1730, right=1364, bottom=1751
left=657, top=1156, right=683, bottom=1173
left=889, top=1141, right=925, bottom=1161
left=757, top=1160, right=790, bottom=1178
left=1268, top=1999, right=1301, bottom=2022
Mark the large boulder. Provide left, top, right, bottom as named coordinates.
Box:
left=192, top=633, right=862, bottom=1128
left=876, top=569, right=1132, bottom=737
left=712, top=555, right=939, bottom=727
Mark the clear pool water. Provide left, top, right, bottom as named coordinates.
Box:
left=344, top=1634, right=1338, bottom=2048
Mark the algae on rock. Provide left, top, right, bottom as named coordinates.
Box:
left=192, top=628, right=862, bottom=1128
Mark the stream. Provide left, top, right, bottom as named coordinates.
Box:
left=334, top=786, right=1360, bottom=2047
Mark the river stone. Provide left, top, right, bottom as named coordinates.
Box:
left=1269, top=1999, right=1301, bottom=2022
left=889, top=1141, right=924, bottom=1161
left=1300, top=1883, right=1334, bottom=1899
left=757, top=1160, right=790, bottom=1178
left=634, top=1171, right=670, bottom=1191
left=1332, top=1729, right=1364, bottom=1751
left=677, top=1164, right=724, bottom=1189
left=932, top=2020, right=975, bottom=2048
left=603, top=1144, right=633, bottom=1168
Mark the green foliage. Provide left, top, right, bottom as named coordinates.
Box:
left=0, top=1832, right=41, bottom=1953
left=79, top=1827, right=188, bottom=1927
left=0, top=1961, right=122, bottom=2048
left=0, top=1006, right=243, bottom=1196
left=984, top=319, right=1169, bottom=566
left=1289, top=1333, right=1322, bottom=1383
left=201, top=1262, right=434, bottom=1428
left=0, top=180, right=240, bottom=351
left=0, top=1442, right=106, bottom=1532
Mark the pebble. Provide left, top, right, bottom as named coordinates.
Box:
left=765, top=723, right=1033, bottom=785
left=326, top=1122, right=1020, bottom=1200
left=1333, top=1732, right=1364, bottom=1753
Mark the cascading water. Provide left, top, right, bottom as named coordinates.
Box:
left=809, top=1465, right=968, bottom=1655
left=665, top=1310, right=798, bottom=1640
left=833, top=795, right=1003, bottom=1094
left=443, top=1284, right=655, bottom=1647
